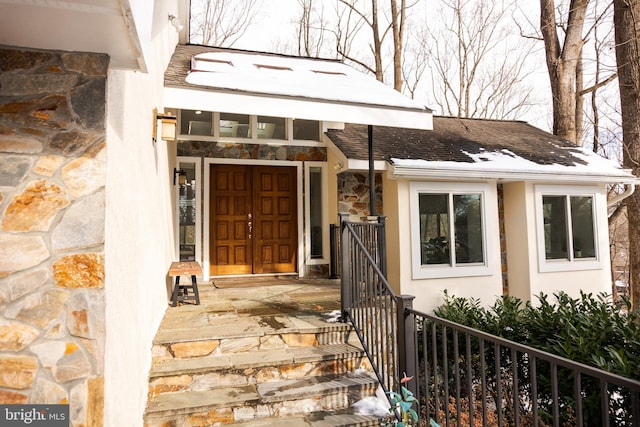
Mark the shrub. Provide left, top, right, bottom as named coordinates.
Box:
left=432, top=291, right=640, bottom=426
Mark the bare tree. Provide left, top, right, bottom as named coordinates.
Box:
left=334, top=0, right=415, bottom=90
left=539, top=0, right=589, bottom=144
left=613, top=0, right=640, bottom=309
left=294, top=0, right=332, bottom=57
left=425, top=0, right=537, bottom=119
left=190, top=0, right=263, bottom=47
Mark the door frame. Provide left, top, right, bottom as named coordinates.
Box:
left=203, top=158, right=304, bottom=279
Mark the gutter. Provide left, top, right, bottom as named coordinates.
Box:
left=390, top=164, right=640, bottom=185
left=608, top=184, right=636, bottom=207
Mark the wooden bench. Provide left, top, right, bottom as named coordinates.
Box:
left=168, top=261, right=202, bottom=307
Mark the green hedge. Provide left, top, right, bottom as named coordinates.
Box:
left=434, top=290, right=640, bottom=380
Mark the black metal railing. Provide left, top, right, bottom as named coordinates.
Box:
left=339, top=213, right=413, bottom=398
left=337, top=213, right=640, bottom=426
left=409, top=309, right=640, bottom=426
left=332, top=214, right=387, bottom=279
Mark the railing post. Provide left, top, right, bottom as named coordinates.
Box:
left=329, top=223, right=339, bottom=279
left=378, top=215, right=387, bottom=278
left=339, top=212, right=351, bottom=321
left=397, top=294, right=418, bottom=398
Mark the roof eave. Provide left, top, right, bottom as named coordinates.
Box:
left=390, top=164, right=640, bottom=184
left=164, top=86, right=433, bottom=130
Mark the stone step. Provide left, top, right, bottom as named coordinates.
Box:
left=153, top=313, right=352, bottom=345
left=148, top=343, right=371, bottom=398
left=145, top=372, right=379, bottom=425
left=229, top=410, right=381, bottom=426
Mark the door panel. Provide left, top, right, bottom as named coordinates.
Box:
left=253, top=166, right=297, bottom=274
left=209, top=164, right=297, bottom=276
left=209, top=165, right=252, bottom=275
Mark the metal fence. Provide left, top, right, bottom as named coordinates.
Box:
left=337, top=214, right=640, bottom=427
left=339, top=213, right=410, bottom=397
left=410, top=310, right=640, bottom=427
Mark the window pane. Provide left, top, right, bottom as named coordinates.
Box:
left=181, top=110, right=213, bottom=136
left=258, top=115, right=286, bottom=139
left=309, top=167, right=323, bottom=258
left=571, top=196, right=596, bottom=258
left=453, top=194, right=484, bottom=264
left=419, top=194, right=450, bottom=265
left=178, top=163, right=197, bottom=261
left=293, top=119, right=320, bottom=141
left=219, top=112, right=250, bottom=137
left=543, top=195, right=568, bottom=259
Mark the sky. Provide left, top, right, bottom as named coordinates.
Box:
left=188, top=0, right=620, bottom=138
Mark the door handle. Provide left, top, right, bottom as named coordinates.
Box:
left=248, top=213, right=253, bottom=239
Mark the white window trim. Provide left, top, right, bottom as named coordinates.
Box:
left=410, top=181, right=494, bottom=279
left=304, top=162, right=329, bottom=265
left=175, top=157, right=202, bottom=268
left=175, top=110, right=326, bottom=147
left=535, top=185, right=603, bottom=273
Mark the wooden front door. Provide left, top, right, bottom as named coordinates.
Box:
left=209, top=164, right=297, bottom=275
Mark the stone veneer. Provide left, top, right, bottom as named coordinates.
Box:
left=337, top=171, right=383, bottom=218
left=0, top=47, right=107, bottom=426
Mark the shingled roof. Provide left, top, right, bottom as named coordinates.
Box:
left=326, top=117, right=637, bottom=183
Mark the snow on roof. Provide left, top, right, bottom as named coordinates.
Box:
left=325, top=119, right=638, bottom=184
left=188, top=51, right=427, bottom=111
left=164, top=46, right=433, bottom=129
left=391, top=147, right=637, bottom=183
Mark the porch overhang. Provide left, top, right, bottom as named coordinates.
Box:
left=163, top=48, right=433, bottom=130
left=0, top=0, right=149, bottom=71
left=164, top=86, right=432, bottom=130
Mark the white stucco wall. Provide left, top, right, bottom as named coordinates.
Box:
left=386, top=176, right=504, bottom=314
left=103, top=3, right=180, bottom=425
left=505, top=181, right=612, bottom=304
left=503, top=182, right=534, bottom=301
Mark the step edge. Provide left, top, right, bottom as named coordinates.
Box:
left=149, top=343, right=366, bottom=378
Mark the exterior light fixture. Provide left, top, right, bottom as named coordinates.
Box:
left=168, top=15, right=184, bottom=32
left=173, top=168, right=187, bottom=185
left=153, top=109, right=177, bottom=142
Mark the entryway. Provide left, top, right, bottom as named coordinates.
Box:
left=209, top=164, right=298, bottom=276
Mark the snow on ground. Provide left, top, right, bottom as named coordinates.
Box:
left=352, top=385, right=391, bottom=417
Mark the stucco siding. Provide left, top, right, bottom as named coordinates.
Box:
left=503, top=182, right=534, bottom=301
left=392, top=179, right=503, bottom=314
left=103, top=71, right=175, bottom=427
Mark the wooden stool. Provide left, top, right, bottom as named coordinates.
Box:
left=168, top=261, right=202, bottom=307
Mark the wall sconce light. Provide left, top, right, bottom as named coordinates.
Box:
left=168, top=15, right=184, bottom=32
left=174, top=168, right=187, bottom=186
left=153, top=109, right=177, bottom=142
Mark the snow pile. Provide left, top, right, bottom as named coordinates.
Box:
left=352, top=385, right=391, bottom=418
left=322, top=310, right=341, bottom=323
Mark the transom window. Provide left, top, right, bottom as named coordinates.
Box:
left=410, top=182, right=493, bottom=279
left=175, top=110, right=322, bottom=144
left=535, top=185, right=602, bottom=272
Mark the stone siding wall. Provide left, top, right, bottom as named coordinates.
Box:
left=0, top=47, right=108, bottom=426
left=177, top=140, right=327, bottom=162
left=337, top=171, right=383, bottom=219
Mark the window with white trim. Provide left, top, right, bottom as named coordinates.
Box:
left=305, top=162, right=329, bottom=264
left=410, top=182, right=492, bottom=279
left=535, top=185, right=601, bottom=272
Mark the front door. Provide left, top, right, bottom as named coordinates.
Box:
left=209, top=164, right=297, bottom=275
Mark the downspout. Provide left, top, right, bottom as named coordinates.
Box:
left=608, top=184, right=636, bottom=207
left=369, top=125, right=375, bottom=216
